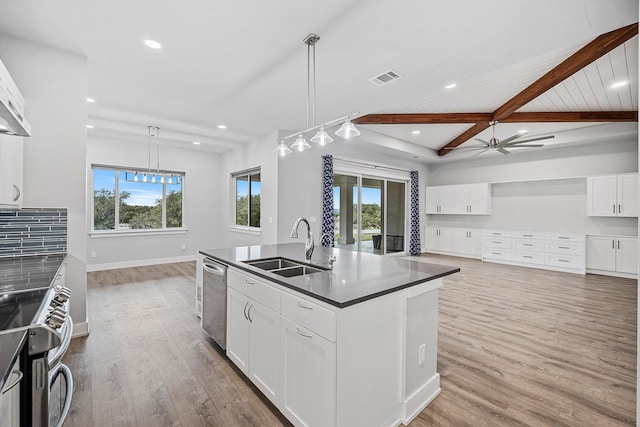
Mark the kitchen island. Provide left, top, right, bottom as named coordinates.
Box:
left=198, top=243, right=459, bottom=427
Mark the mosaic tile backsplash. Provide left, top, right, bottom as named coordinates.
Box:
left=0, top=208, right=67, bottom=257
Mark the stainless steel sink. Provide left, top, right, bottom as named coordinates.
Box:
left=243, top=257, right=328, bottom=277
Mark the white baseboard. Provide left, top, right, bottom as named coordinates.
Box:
left=72, top=321, right=90, bottom=338
left=483, top=257, right=586, bottom=275
left=87, top=255, right=197, bottom=272
left=587, top=268, right=637, bottom=279
left=422, top=249, right=482, bottom=260
left=402, top=373, right=440, bottom=424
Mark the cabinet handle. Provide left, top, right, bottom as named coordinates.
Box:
left=612, top=239, right=615, bottom=249
left=558, top=259, right=570, bottom=263
left=618, top=240, right=620, bottom=250
left=296, top=301, right=313, bottom=310
left=244, top=279, right=255, bottom=285
left=523, top=256, right=533, bottom=259
left=295, top=327, right=313, bottom=338
left=613, top=204, right=616, bottom=214
left=618, top=204, right=621, bottom=214
left=492, top=241, right=501, bottom=244
left=558, top=237, right=570, bottom=240
left=243, top=302, right=249, bottom=320
left=12, top=185, right=20, bottom=202
left=558, top=246, right=571, bottom=249
left=492, top=252, right=501, bottom=255
left=523, top=243, right=533, bottom=247
left=247, top=304, right=253, bottom=323
left=523, top=234, right=533, bottom=237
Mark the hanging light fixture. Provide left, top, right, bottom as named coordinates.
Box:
left=274, top=33, right=360, bottom=156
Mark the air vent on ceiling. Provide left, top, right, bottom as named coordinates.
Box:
left=369, top=69, right=402, bottom=86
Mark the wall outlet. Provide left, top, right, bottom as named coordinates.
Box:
left=90, top=251, right=96, bottom=258
left=418, top=344, right=426, bottom=365
left=181, top=244, right=186, bottom=251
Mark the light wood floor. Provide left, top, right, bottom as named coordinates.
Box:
left=63, top=255, right=636, bottom=426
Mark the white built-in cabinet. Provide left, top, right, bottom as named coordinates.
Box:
left=425, top=227, right=482, bottom=259
left=586, top=235, right=638, bottom=277
left=587, top=173, right=638, bottom=217
left=227, top=270, right=281, bottom=405
left=0, top=134, right=23, bottom=207
left=426, top=183, right=491, bottom=215
left=224, top=265, right=442, bottom=427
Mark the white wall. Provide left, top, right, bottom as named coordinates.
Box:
left=427, top=139, right=638, bottom=236
left=86, top=136, right=221, bottom=269
left=217, top=132, right=279, bottom=248
left=0, top=35, right=89, bottom=335
left=277, top=140, right=429, bottom=248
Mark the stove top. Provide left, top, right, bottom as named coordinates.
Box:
left=0, top=289, right=49, bottom=331
left=0, top=254, right=66, bottom=294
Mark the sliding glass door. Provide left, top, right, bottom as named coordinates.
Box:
left=334, top=173, right=407, bottom=255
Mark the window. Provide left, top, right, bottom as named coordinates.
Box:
left=92, top=165, right=184, bottom=232
left=233, top=169, right=261, bottom=228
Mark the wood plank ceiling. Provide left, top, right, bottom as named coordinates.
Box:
left=354, top=22, right=638, bottom=156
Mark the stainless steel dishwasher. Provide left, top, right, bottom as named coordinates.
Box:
left=201, top=258, right=227, bottom=349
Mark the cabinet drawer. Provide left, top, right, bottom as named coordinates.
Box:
left=227, top=269, right=281, bottom=313
left=546, top=233, right=584, bottom=243
left=514, top=252, right=545, bottom=265
left=483, top=249, right=512, bottom=260
left=546, top=241, right=583, bottom=255
left=546, top=254, right=584, bottom=269
left=514, top=239, right=545, bottom=252
left=485, top=231, right=511, bottom=237
left=483, top=237, right=512, bottom=249
left=281, top=293, right=336, bottom=342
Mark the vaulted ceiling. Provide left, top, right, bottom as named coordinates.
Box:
left=0, top=0, right=637, bottom=162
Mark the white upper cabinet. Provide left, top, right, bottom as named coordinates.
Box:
left=587, top=173, right=638, bottom=217
left=426, top=183, right=491, bottom=215
left=0, top=135, right=23, bottom=207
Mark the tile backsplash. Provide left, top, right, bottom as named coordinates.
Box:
left=0, top=208, right=67, bottom=257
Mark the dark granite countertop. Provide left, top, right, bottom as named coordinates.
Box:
left=0, top=330, right=26, bottom=391
left=200, top=243, right=459, bottom=308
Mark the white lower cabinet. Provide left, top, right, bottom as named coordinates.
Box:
left=224, top=266, right=443, bottom=427
left=587, top=235, right=638, bottom=276
left=281, top=317, right=336, bottom=427
left=425, top=227, right=482, bottom=258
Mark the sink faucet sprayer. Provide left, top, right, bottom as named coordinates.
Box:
left=290, top=218, right=314, bottom=262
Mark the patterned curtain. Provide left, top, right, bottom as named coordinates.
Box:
left=409, top=170, right=421, bottom=255
left=321, top=155, right=334, bottom=247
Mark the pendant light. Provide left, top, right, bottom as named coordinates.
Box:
left=273, top=33, right=360, bottom=156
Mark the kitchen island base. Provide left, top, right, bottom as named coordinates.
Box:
left=225, top=266, right=443, bottom=427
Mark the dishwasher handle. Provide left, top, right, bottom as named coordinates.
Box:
left=203, top=261, right=226, bottom=275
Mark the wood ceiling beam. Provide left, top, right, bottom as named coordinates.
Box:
left=353, top=113, right=493, bottom=124
left=438, top=22, right=638, bottom=156
left=493, top=22, right=638, bottom=122
left=502, top=111, right=638, bottom=122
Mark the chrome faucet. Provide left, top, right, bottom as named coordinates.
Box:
left=290, top=218, right=314, bottom=262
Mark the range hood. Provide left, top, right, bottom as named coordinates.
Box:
left=0, top=58, right=31, bottom=137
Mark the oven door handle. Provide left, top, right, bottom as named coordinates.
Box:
left=49, top=363, right=73, bottom=427
left=48, top=316, right=73, bottom=368
left=1, top=369, right=22, bottom=394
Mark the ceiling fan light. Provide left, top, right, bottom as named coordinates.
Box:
left=273, top=139, right=293, bottom=156
left=335, top=120, right=360, bottom=140
left=290, top=134, right=311, bottom=152
left=310, top=127, right=334, bottom=145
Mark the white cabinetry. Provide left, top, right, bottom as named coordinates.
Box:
left=587, top=235, right=638, bottom=277
left=226, top=269, right=281, bottom=404
left=482, top=230, right=585, bottom=274
left=425, top=183, right=491, bottom=215
left=587, top=173, right=638, bottom=217
left=224, top=266, right=443, bottom=426
left=0, top=135, right=23, bottom=207
left=425, top=227, right=482, bottom=259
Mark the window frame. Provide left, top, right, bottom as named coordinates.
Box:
left=231, top=167, right=261, bottom=231
left=90, top=164, right=186, bottom=235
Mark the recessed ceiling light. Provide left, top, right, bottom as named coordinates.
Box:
left=192, top=141, right=201, bottom=145
left=86, top=124, right=94, bottom=129
left=610, top=81, right=628, bottom=89
left=518, top=129, right=527, bottom=134
left=144, top=39, right=162, bottom=50
left=412, top=130, right=420, bottom=135
left=217, top=124, right=227, bottom=130
left=86, top=97, right=96, bottom=103
left=444, top=83, right=456, bottom=89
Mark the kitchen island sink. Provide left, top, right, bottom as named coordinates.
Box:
left=242, top=256, right=329, bottom=277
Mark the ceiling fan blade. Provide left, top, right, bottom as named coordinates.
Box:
left=499, top=133, right=524, bottom=145
left=471, top=148, right=489, bottom=157
left=443, top=144, right=486, bottom=150
left=506, top=144, right=544, bottom=148
left=498, top=148, right=511, bottom=154
left=474, top=138, right=490, bottom=144
left=506, top=135, right=555, bottom=145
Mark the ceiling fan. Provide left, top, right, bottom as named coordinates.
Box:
left=447, top=121, right=555, bottom=156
